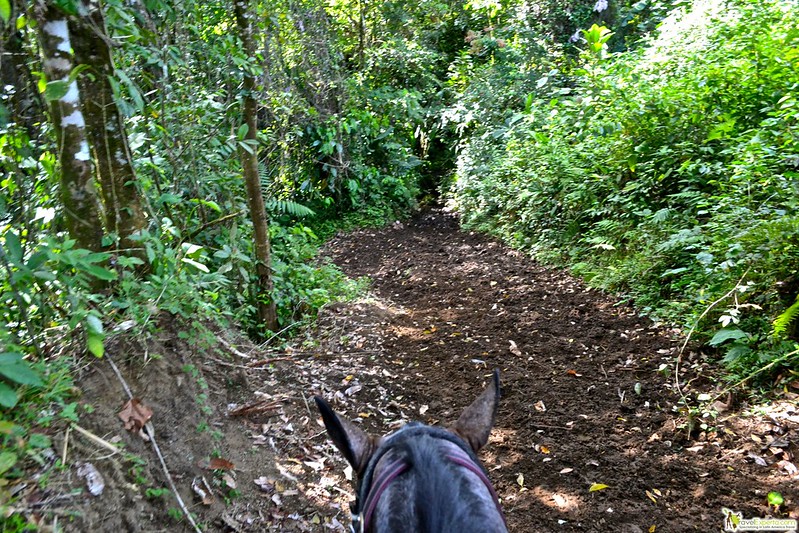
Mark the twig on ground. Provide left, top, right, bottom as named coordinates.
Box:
left=301, top=392, right=313, bottom=421
left=69, top=424, right=120, bottom=456
left=62, top=425, right=71, bottom=465
left=227, top=399, right=282, bottom=417
left=255, top=321, right=301, bottom=352
left=246, top=356, right=296, bottom=367
left=217, top=335, right=250, bottom=359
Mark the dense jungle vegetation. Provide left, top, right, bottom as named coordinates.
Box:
left=0, top=0, right=797, bottom=519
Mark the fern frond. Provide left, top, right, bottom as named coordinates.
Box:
left=264, top=199, right=315, bottom=218
left=772, top=295, right=799, bottom=337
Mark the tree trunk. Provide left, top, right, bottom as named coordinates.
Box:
left=33, top=0, right=104, bottom=253
left=70, top=0, right=148, bottom=257
left=1, top=0, right=45, bottom=137
left=234, top=0, right=278, bottom=334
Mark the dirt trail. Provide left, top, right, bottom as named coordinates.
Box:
left=318, top=211, right=797, bottom=532
left=43, top=210, right=796, bottom=532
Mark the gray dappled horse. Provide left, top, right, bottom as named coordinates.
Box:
left=315, top=371, right=507, bottom=533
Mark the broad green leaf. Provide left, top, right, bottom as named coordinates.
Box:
left=83, top=251, right=110, bottom=264
left=709, top=328, right=747, bottom=347
left=0, top=353, right=23, bottom=365
left=85, top=314, right=103, bottom=335
left=238, top=140, right=254, bottom=154
left=3, top=230, right=22, bottom=263
left=0, top=382, right=18, bottom=408
left=44, top=80, right=70, bottom=102
left=53, top=0, right=80, bottom=16
left=767, top=491, right=784, bottom=507
left=0, top=451, right=17, bottom=475
left=181, top=243, right=204, bottom=259
left=87, top=333, right=104, bottom=358
left=722, top=344, right=751, bottom=364
left=28, top=433, right=52, bottom=449
left=237, top=124, right=249, bottom=139
left=0, top=362, right=43, bottom=386
left=83, top=264, right=117, bottom=281
left=181, top=257, right=209, bottom=273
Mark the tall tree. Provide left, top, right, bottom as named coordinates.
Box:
left=32, top=0, right=104, bottom=252
left=234, top=0, right=278, bottom=333
left=69, top=0, right=148, bottom=257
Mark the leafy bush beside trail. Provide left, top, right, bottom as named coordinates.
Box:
left=451, top=0, right=799, bottom=383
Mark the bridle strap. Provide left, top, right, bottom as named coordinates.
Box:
left=445, top=450, right=508, bottom=529
left=360, top=458, right=411, bottom=531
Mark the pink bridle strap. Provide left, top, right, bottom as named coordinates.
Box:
left=360, top=458, right=411, bottom=531
left=445, top=450, right=508, bottom=529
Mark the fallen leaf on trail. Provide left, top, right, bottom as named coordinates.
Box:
left=516, top=473, right=524, bottom=487
left=559, top=468, right=573, bottom=474
left=534, top=400, right=547, bottom=412
left=254, top=476, right=275, bottom=493
left=589, top=483, right=610, bottom=492
left=777, top=460, right=798, bottom=475
left=76, top=462, right=104, bottom=496
left=748, top=452, right=769, bottom=467
left=199, top=457, right=235, bottom=470
left=646, top=490, right=658, bottom=503
left=345, top=384, right=362, bottom=396
left=222, top=473, right=236, bottom=489
left=566, top=369, right=582, bottom=377
left=540, top=446, right=551, bottom=454
left=653, top=488, right=662, bottom=497
left=419, top=405, right=429, bottom=415
left=303, top=458, right=326, bottom=471
left=649, top=526, right=657, bottom=533
left=552, top=494, right=568, bottom=508
left=509, top=340, right=522, bottom=357
left=118, top=398, right=153, bottom=432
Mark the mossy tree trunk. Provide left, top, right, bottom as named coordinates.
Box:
left=33, top=0, right=104, bottom=253
left=234, top=0, right=278, bottom=334
left=69, top=0, right=148, bottom=259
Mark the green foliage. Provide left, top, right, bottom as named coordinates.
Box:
left=450, top=0, right=799, bottom=385
left=773, top=297, right=799, bottom=338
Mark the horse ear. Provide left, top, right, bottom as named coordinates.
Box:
left=451, top=370, right=501, bottom=453
left=314, top=396, right=378, bottom=474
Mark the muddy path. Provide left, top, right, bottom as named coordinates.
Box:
left=316, top=211, right=797, bottom=532
left=45, top=210, right=797, bottom=532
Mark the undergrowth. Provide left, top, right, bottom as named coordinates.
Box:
left=449, top=0, right=799, bottom=388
